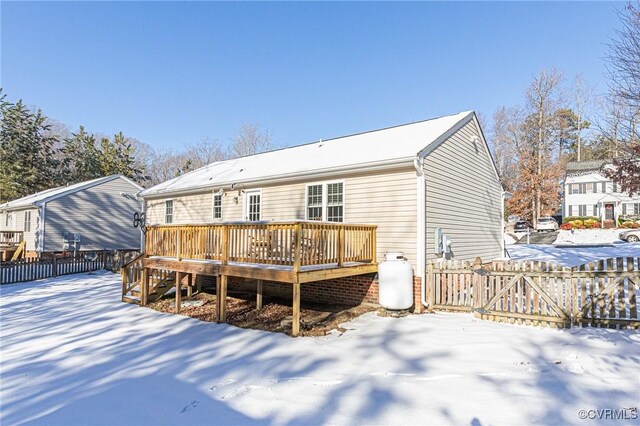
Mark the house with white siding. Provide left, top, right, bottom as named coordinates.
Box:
left=564, top=160, right=640, bottom=226
left=0, top=175, right=143, bottom=259
left=138, top=110, right=504, bottom=290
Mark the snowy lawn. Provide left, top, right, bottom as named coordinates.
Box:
left=1, top=272, right=639, bottom=425
left=508, top=243, right=640, bottom=267
left=554, top=229, right=624, bottom=246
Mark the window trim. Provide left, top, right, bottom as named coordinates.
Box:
left=243, top=189, right=262, bottom=221
left=165, top=199, right=174, bottom=224
left=23, top=211, right=31, bottom=232
left=304, top=180, right=346, bottom=222
left=212, top=193, right=223, bottom=220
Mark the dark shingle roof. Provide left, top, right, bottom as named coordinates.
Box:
left=566, top=159, right=610, bottom=173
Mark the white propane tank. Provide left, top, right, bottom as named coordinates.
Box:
left=378, top=251, right=414, bottom=310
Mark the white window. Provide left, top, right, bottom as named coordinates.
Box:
left=305, top=182, right=344, bottom=222
left=24, top=211, right=31, bottom=232
left=568, top=205, right=574, bottom=216
left=213, top=194, right=222, bottom=220
left=578, top=205, right=586, bottom=216
left=4, top=213, right=12, bottom=228
left=306, top=185, right=323, bottom=220
left=244, top=190, right=261, bottom=221
left=165, top=200, right=174, bottom=224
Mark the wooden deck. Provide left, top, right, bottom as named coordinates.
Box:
left=0, top=231, right=24, bottom=261
left=122, top=221, right=378, bottom=335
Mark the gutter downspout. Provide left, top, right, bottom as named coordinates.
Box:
left=500, top=191, right=505, bottom=257
left=135, top=191, right=145, bottom=253
left=414, top=157, right=428, bottom=309
left=40, top=203, right=46, bottom=256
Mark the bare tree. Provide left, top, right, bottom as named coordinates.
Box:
left=572, top=74, right=594, bottom=161
left=525, top=68, right=564, bottom=226
left=607, top=1, right=640, bottom=110
left=603, top=1, right=640, bottom=194
left=490, top=106, right=524, bottom=191
left=185, top=137, right=225, bottom=169
left=228, top=123, right=273, bottom=158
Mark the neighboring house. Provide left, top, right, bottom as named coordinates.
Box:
left=564, top=160, right=640, bottom=226
left=0, top=175, right=143, bottom=258
left=139, top=110, right=505, bottom=283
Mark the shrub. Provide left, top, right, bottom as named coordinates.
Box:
left=621, top=221, right=635, bottom=228
left=562, top=216, right=599, bottom=224
left=571, top=219, right=584, bottom=227
left=560, top=223, right=573, bottom=230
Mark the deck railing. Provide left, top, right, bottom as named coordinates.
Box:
left=0, top=231, right=24, bottom=246
left=145, top=221, right=377, bottom=269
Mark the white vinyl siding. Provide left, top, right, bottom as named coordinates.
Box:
left=424, top=118, right=503, bottom=262
left=43, top=177, right=142, bottom=251
left=144, top=167, right=418, bottom=269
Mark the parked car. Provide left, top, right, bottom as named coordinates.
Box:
left=514, top=220, right=532, bottom=232
left=536, top=216, right=559, bottom=232
left=619, top=229, right=640, bottom=243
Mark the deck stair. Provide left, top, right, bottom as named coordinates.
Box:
left=121, top=253, right=178, bottom=305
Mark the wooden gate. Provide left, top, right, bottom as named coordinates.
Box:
left=427, top=257, right=640, bottom=330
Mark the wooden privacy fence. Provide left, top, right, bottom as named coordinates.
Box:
left=1, top=252, right=111, bottom=284
left=145, top=221, right=377, bottom=268
left=427, top=257, right=640, bottom=329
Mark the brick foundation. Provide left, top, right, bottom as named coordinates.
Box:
left=197, top=273, right=424, bottom=312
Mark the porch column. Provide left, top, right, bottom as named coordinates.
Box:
left=217, top=275, right=228, bottom=323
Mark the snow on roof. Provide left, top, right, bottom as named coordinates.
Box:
left=140, top=111, right=474, bottom=197
left=0, top=175, right=139, bottom=210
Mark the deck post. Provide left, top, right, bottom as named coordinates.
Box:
left=52, top=256, right=58, bottom=277
left=142, top=267, right=150, bottom=306
left=220, top=275, right=228, bottom=322
left=176, top=272, right=182, bottom=313
left=292, top=277, right=301, bottom=337
left=256, top=279, right=263, bottom=310
left=187, top=273, right=193, bottom=298
left=216, top=275, right=221, bottom=322
left=196, top=274, right=202, bottom=293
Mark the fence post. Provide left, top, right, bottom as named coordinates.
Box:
left=426, top=261, right=434, bottom=311
left=472, top=257, right=483, bottom=310
left=52, top=256, right=58, bottom=277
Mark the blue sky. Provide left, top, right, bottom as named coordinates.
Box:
left=1, top=1, right=624, bottom=152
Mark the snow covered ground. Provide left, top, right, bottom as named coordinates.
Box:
left=553, top=229, right=624, bottom=246
left=508, top=243, right=640, bottom=266
left=2, top=272, right=639, bottom=425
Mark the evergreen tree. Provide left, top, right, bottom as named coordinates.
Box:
left=0, top=92, right=61, bottom=203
